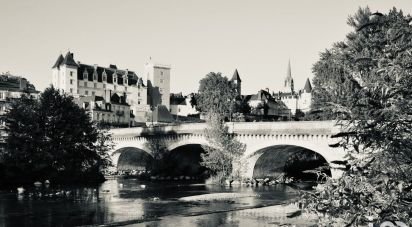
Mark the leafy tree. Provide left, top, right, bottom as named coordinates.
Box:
left=200, top=112, right=246, bottom=184
left=304, top=7, right=412, bottom=226
left=144, top=137, right=169, bottom=174
left=197, top=72, right=237, bottom=116
left=2, top=86, right=113, bottom=184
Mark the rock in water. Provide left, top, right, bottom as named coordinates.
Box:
left=17, top=187, right=25, bottom=194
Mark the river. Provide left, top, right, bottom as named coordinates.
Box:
left=0, top=178, right=316, bottom=226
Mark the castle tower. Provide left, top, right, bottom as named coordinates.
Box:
left=144, top=59, right=171, bottom=110
left=298, top=78, right=313, bottom=112
left=52, top=52, right=79, bottom=95
left=230, top=69, right=242, bottom=96
left=284, top=59, right=294, bottom=93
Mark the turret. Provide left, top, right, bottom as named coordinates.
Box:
left=230, top=69, right=242, bottom=96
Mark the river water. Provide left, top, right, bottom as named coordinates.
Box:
left=0, top=178, right=310, bottom=227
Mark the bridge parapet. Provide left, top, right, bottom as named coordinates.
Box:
left=110, top=121, right=342, bottom=138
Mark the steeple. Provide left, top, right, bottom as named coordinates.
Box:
left=284, top=59, right=294, bottom=93
left=231, top=69, right=242, bottom=82
left=230, top=69, right=242, bottom=96
left=286, top=59, right=292, bottom=80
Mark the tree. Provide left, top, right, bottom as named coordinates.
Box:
left=197, top=72, right=237, bottom=116
left=144, top=137, right=169, bottom=174
left=200, top=112, right=246, bottom=184
left=2, top=86, right=113, bottom=184
left=304, top=7, right=412, bottom=226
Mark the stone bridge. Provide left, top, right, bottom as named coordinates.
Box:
left=109, top=121, right=347, bottom=179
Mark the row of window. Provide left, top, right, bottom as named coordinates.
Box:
left=82, top=72, right=128, bottom=85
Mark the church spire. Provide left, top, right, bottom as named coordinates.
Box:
left=284, top=59, right=294, bottom=93
left=286, top=59, right=292, bottom=80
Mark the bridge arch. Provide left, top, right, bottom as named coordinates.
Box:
left=242, top=138, right=346, bottom=179
left=111, top=147, right=153, bottom=172
left=249, top=144, right=331, bottom=181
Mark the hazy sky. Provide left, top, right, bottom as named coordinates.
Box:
left=1, top=0, right=411, bottom=94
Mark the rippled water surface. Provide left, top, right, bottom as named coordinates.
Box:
left=0, top=178, right=302, bottom=226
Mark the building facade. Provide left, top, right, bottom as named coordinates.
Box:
left=0, top=72, right=39, bottom=150
left=52, top=52, right=170, bottom=125
left=170, top=93, right=199, bottom=117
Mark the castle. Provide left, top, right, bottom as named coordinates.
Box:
left=52, top=52, right=171, bottom=126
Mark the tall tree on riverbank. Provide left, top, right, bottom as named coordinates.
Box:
left=197, top=72, right=238, bottom=117
left=200, top=112, right=246, bottom=184
left=1, top=87, right=113, bottom=184
left=304, top=7, right=412, bottom=226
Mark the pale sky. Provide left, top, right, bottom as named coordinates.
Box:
left=1, top=0, right=411, bottom=95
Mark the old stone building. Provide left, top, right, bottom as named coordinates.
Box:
left=52, top=52, right=171, bottom=125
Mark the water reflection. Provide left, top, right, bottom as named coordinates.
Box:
left=0, top=178, right=300, bottom=226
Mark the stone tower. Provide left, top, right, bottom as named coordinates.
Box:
left=145, top=59, right=171, bottom=110
left=52, top=52, right=79, bottom=95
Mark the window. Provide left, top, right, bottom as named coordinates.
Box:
left=160, top=79, right=164, bottom=83
left=83, top=72, right=88, bottom=80
left=160, top=71, right=163, bottom=76
left=85, top=90, right=89, bottom=95
left=103, top=84, right=106, bottom=89
left=84, top=81, right=87, bottom=87
left=138, top=101, right=140, bottom=104
left=70, top=88, right=73, bottom=93
left=94, top=83, right=97, bottom=88
left=92, top=91, right=95, bottom=96
left=70, top=79, right=73, bottom=85
left=114, top=85, right=117, bottom=91
left=125, top=87, right=127, bottom=91
left=159, top=88, right=163, bottom=93
left=93, top=73, right=97, bottom=81
left=70, top=71, right=73, bottom=76
left=138, top=92, right=140, bottom=97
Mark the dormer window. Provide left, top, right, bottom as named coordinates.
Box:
left=113, top=75, right=117, bottom=84
left=103, top=71, right=107, bottom=82
left=83, top=71, right=88, bottom=80
left=123, top=75, right=128, bottom=86
left=93, top=71, right=97, bottom=81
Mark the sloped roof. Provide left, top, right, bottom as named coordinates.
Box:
left=52, top=54, right=64, bottom=69
left=231, top=69, right=242, bottom=82
left=77, top=63, right=139, bottom=86
left=303, top=78, right=312, bottom=92
left=61, top=52, right=78, bottom=67
left=154, top=105, right=173, bottom=122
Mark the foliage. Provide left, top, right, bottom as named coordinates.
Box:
left=1, top=86, right=113, bottom=184
left=304, top=7, right=412, bottom=226
left=197, top=72, right=238, bottom=116
left=200, top=112, right=246, bottom=184
left=234, top=96, right=251, bottom=115
left=144, top=137, right=168, bottom=174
